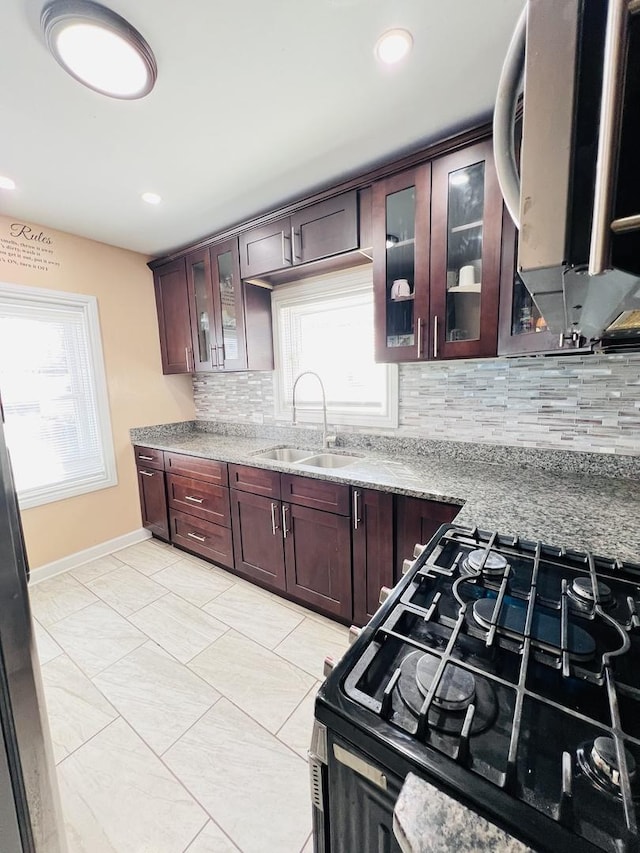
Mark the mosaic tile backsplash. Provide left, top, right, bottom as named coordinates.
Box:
left=192, top=353, right=640, bottom=456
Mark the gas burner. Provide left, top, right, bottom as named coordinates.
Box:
left=463, top=549, right=508, bottom=577
left=578, top=736, right=637, bottom=797
left=397, top=651, right=497, bottom=735
left=568, top=576, right=614, bottom=610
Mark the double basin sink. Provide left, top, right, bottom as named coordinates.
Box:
left=252, top=446, right=364, bottom=470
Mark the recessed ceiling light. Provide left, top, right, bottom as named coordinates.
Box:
left=142, top=192, right=162, bottom=205
left=0, top=175, right=16, bottom=190
left=41, top=0, right=157, bottom=99
left=375, top=29, right=413, bottom=66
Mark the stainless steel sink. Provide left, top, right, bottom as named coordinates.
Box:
left=297, top=453, right=362, bottom=469
left=254, top=447, right=314, bottom=463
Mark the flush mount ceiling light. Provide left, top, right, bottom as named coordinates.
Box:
left=375, top=28, right=413, bottom=66
left=0, top=175, right=16, bottom=190
left=41, top=0, right=157, bottom=99
left=141, top=191, right=161, bottom=205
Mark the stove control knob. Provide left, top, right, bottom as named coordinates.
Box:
left=402, top=558, right=415, bottom=576
left=413, top=543, right=427, bottom=559
left=379, top=586, right=392, bottom=604
left=323, top=656, right=336, bottom=677
left=348, top=626, right=362, bottom=646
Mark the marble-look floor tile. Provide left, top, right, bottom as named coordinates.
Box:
left=275, top=616, right=349, bottom=680
left=58, top=717, right=207, bottom=853
left=86, top=566, right=167, bottom=616
left=203, top=584, right=304, bottom=649
left=164, top=699, right=311, bottom=853
left=189, top=630, right=314, bottom=733
left=49, top=602, right=146, bottom=677
left=114, top=539, right=181, bottom=576
left=129, top=593, right=228, bottom=663
left=33, top=619, right=63, bottom=665
left=185, top=821, right=240, bottom=852
left=277, top=682, right=320, bottom=760
left=29, top=573, right=98, bottom=627
left=152, top=558, right=234, bottom=607
left=94, top=642, right=220, bottom=754
left=40, top=655, right=117, bottom=763
left=69, top=554, right=125, bottom=584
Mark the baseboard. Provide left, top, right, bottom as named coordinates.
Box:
left=29, top=528, right=152, bottom=585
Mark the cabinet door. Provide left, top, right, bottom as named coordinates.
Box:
left=210, top=238, right=247, bottom=371
left=137, top=467, right=169, bottom=540
left=230, top=490, right=286, bottom=591
left=395, top=496, right=459, bottom=582
left=352, top=489, right=394, bottom=627
left=290, top=191, right=358, bottom=264
left=430, top=138, right=503, bottom=359
left=497, top=211, right=563, bottom=355
left=283, top=503, right=352, bottom=621
left=186, top=248, right=217, bottom=372
left=153, top=258, right=192, bottom=374
left=239, top=218, right=292, bottom=278
left=373, top=165, right=431, bottom=363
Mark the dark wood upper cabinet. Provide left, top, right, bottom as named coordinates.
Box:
left=184, top=238, right=272, bottom=373
left=430, top=139, right=503, bottom=360
left=352, top=488, right=394, bottom=627
left=373, top=165, right=431, bottom=363
left=239, top=191, right=360, bottom=280
left=153, top=258, right=192, bottom=374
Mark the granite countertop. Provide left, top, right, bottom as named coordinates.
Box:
left=130, top=423, right=640, bottom=562
left=393, top=773, right=532, bottom=853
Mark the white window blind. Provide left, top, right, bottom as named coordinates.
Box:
left=0, top=283, right=116, bottom=508
left=272, top=267, right=398, bottom=428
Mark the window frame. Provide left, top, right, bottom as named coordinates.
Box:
left=271, top=267, right=398, bottom=429
left=0, top=282, right=117, bottom=509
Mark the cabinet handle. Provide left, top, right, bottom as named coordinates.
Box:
left=138, top=470, right=153, bottom=477
left=217, top=344, right=225, bottom=367
left=281, top=232, right=292, bottom=266
left=210, top=345, right=219, bottom=367
left=433, top=315, right=439, bottom=359
left=185, top=347, right=191, bottom=371
left=416, top=317, right=423, bottom=358
left=187, top=532, right=206, bottom=543
left=353, top=490, right=361, bottom=530
left=138, top=455, right=154, bottom=461
left=282, top=504, right=289, bottom=538
left=184, top=495, right=204, bottom=504
left=292, top=228, right=302, bottom=261
left=270, top=501, right=278, bottom=535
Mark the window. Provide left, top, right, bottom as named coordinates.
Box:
left=272, top=267, right=398, bottom=428
left=0, top=282, right=116, bottom=508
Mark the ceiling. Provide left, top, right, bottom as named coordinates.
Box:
left=0, top=0, right=522, bottom=258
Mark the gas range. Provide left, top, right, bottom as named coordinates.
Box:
left=311, top=525, right=640, bottom=853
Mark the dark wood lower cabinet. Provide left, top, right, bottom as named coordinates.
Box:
left=284, top=503, right=352, bottom=621
left=169, top=510, right=234, bottom=568
left=352, top=489, right=394, bottom=627
left=395, top=496, right=460, bottom=582
left=230, top=490, right=286, bottom=592
left=136, top=467, right=169, bottom=540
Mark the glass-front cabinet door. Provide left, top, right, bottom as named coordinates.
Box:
left=430, top=139, right=503, bottom=359
left=211, top=238, right=247, bottom=371
left=373, top=165, right=430, bottom=362
left=186, top=248, right=216, bottom=372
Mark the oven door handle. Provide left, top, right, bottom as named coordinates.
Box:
left=333, top=743, right=387, bottom=790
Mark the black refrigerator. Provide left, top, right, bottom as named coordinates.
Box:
left=0, top=399, right=67, bottom=851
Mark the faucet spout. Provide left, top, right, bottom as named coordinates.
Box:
left=291, top=371, right=335, bottom=450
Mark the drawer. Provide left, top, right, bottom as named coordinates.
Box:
left=167, top=473, right=231, bottom=527
left=165, top=452, right=228, bottom=485
left=281, top=473, right=350, bottom=516
left=133, top=445, right=164, bottom=471
left=228, top=464, right=281, bottom=499
left=169, top=510, right=234, bottom=569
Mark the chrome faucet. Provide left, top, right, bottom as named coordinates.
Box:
left=291, top=371, right=336, bottom=449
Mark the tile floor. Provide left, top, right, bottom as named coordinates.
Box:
left=30, top=538, right=349, bottom=853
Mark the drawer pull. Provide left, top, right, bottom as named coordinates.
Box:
left=184, top=495, right=204, bottom=504
left=187, top=532, right=206, bottom=543
left=139, top=470, right=154, bottom=477
left=138, top=455, right=154, bottom=461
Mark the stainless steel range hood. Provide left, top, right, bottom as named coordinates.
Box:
left=494, top=0, right=640, bottom=344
